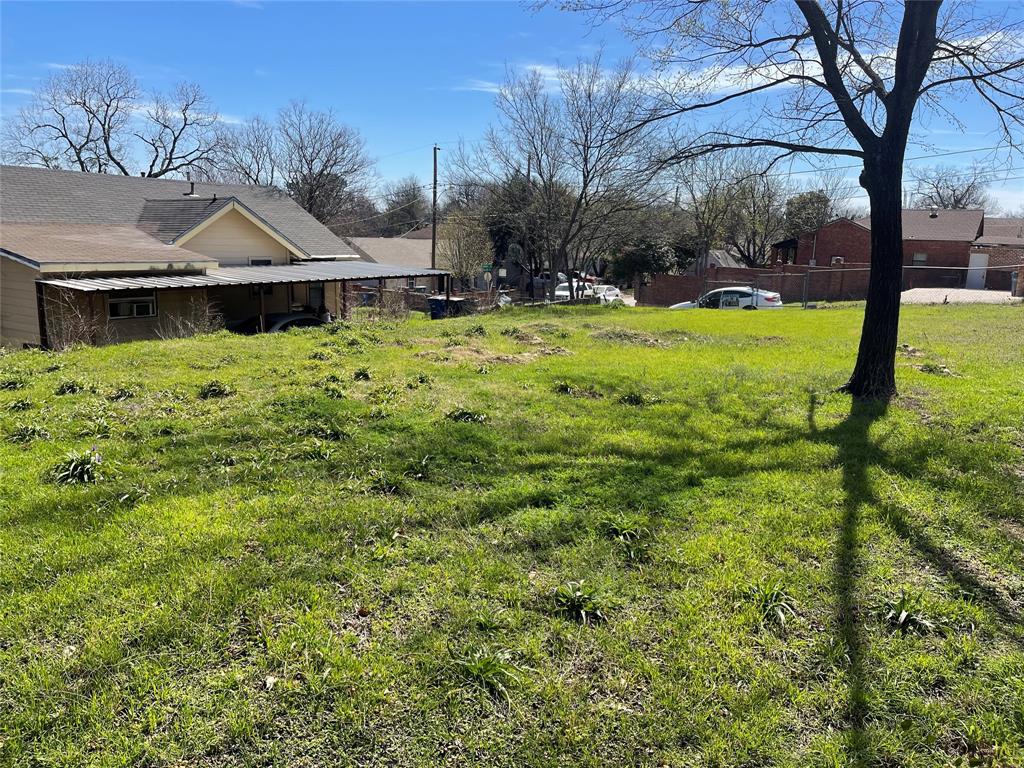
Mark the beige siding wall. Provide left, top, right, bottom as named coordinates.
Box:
left=104, top=289, right=211, bottom=343
left=1, top=257, right=42, bottom=348
left=42, top=286, right=213, bottom=347
left=181, top=209, right=292, bottom=266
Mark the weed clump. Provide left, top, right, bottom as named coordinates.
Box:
left=451, top=646, right=521, bottom=702
left=7, top=424, right=50, bottom=444
left=749, top=579, right=797, bottom=631
left=198, top=380, right=233, bottom=399
left=5, top=398, right=33, bottom=412
left=300, top=421, right=349, bottom=441
left=552, top=580, right=605, bottom=624
left=54, top=379, right=85, bottom=395
left=353, top=367, right=371, bottom=381
left=618, top=390, right=661, bottom=407
left=322, top=383, right=346, bottom=399
left=446, top=409, right=488, bottom=424
left=108, top=386, right=137, bottom=402
left=601, top=512, right=652, bottom=563
left=553, top=381, right=602, bottom=399
left=49, top=447, right=103, bottom=484
left=0, top=375, right=25, bottom=391
left=881, top=589, right=935, bottom=635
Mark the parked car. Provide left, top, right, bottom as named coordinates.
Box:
left=553, top=281, right=594, bottom=301
left=228, top=312, right=326, bottom=334
left=592, top=285, right=624, bottom=304
left=670, top=287, right=783, bottom=310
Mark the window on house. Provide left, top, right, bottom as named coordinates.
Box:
left=913, top=253, right=928, bottom=266
left=108, top=291, right=156, bottom=319
left=249, top=258, right=273, bottom=266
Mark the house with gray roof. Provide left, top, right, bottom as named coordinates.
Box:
left=784, top=208, right=1022, bottom=293
left=0, top=166, right=447, bottom=348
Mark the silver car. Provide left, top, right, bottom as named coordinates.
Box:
left=670, top=286, right=783, bottom=310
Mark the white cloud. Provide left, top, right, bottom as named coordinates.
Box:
left=44, top=62, right=74, bottom=70
left=1, top=88, right=34, bottom=96
left=452, top=78, right=502, bottom=94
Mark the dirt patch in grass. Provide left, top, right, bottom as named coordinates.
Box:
left=916, top=362, right=957, bottom=377
left=899, top=343, right=926, bottom=358
left=589, top=327, right=668, bottom=348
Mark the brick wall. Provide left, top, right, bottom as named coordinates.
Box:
left=794, top=220, right=976, bottom=289
left=795, top=218, right=871, bottom=265
left=983, top=246, right=1024, bottom=293
left=637, top=263, right=873, bottom=306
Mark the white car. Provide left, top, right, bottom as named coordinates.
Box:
left=592, top=285, right=624, bottom=304
left=554, top=281, right=594, bottom=300
left=670, top=286, right=783, bottom=310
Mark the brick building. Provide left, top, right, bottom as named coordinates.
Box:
left=782, top=209, right=1022, bottom=292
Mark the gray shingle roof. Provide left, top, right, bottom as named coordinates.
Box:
left=853, top=208, right=984, bottom=241
left=0, top=165, right=357, bottom=257
left=136, top=197, right=233, bottom=243
left=1, top=223, right=217, bottom=267
left=344, top=236, right=435, bottom=268
left=977, top=217, right=1024, bottom=246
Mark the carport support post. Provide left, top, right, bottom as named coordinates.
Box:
left=377, top=278, right=384, bottom=314
left=341, top=280, right=348, bottom=319
left=258, top=289, right=266, bottom=333
left=35, top=282, right=49, bottom=350
left=445, top=274, right=451, bottom=317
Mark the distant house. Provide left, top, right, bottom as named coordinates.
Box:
left=0, top=166, right=447, bottom=348
left=778, top=208, right=1022, bottom=292
left=343, top=235, right=436, bottom=291
left=683, top=248, right=747, bottom=275
left=343, top=232, right=496, bottom=292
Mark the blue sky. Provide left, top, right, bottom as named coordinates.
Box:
left=1, top=1, right=627, bottom=184
left=1, top=0, right=1022, bottom=210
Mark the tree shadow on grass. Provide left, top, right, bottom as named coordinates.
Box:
left=809, top=395, right=890, bottom=766
left=805, top=393, right=1022, bottom=765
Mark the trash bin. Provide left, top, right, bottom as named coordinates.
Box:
left=427, top=296, right=470, bottom=319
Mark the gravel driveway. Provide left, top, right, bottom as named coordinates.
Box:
left=900, top=288, right=1022, bottom=305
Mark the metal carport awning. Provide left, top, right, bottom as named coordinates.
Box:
left=38, top=260, right=449, bottom=292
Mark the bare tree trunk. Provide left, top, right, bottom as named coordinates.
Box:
left=843, top=159, right=903, bottom=400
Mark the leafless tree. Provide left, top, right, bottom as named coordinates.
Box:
left=2, top=59, right=135, bottom=172
left=213, top=115, right=279, bottom=186
left=134, top=83, right=220, bottom=178
left=2, top=58, right=221, bottom=179
left=437, top=210, right=495, bottom=289
left=671, top=152, right=744, bottom=271
left=378, top=176, right=430, bottom=236
left=724, top=163, right=791, bottom=266
left=455, top=54, right=659, bottom=299
left=909, top=161, right=996, bottom=210
left=562, top=0, right=1024, bottom=399
left=276, top=101, right=374, bottom=224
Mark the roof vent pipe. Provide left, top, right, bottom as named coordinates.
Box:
left=929, top=206, right=939, bottom=218
left=183, top=181, right=196, bottom=197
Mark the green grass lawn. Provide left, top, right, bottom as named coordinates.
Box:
left=1, top=304, right=1022, bottom=767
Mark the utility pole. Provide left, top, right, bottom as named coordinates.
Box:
left=431, top=144, right=440, bottom=270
